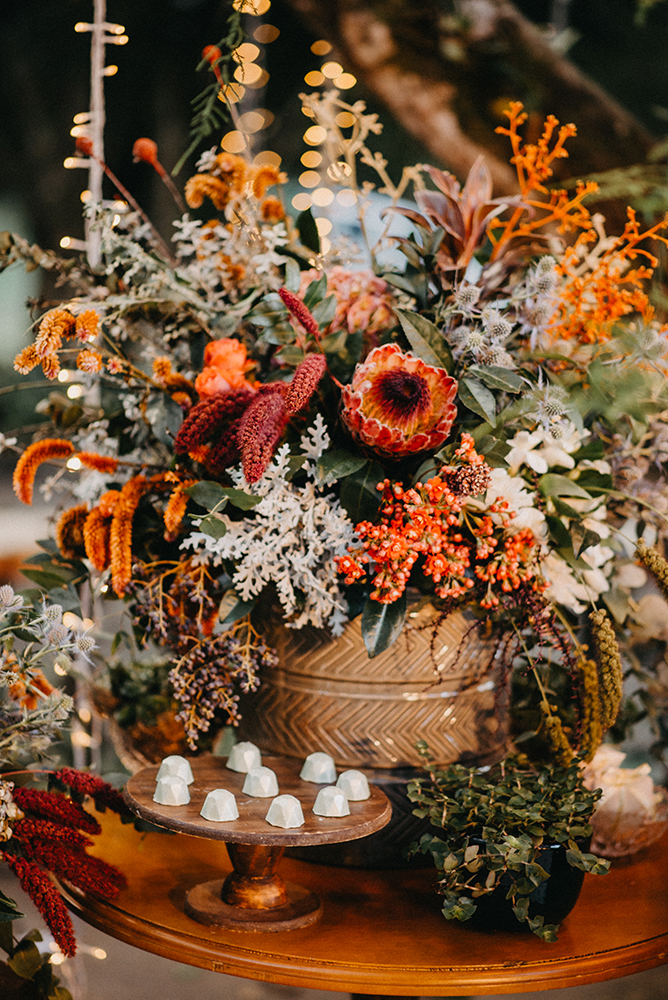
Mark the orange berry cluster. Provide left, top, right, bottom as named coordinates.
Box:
left=336, top=434, right=542, bottom=608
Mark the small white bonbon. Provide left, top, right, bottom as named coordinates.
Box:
left=226, top=741, right=262, bottom=773
left=313, top=786, right=350, bottom=817
left=153, top=775, right=190, bottom=806
left=156, top=755, right=194, bottom=785
left=336, top=769, right=371, bottom=801
left=299, top=751, right=336, bottom=784
left=242, top=766, right=279, bottom=797
left=265, top=794, right=305, bottom=829
left=200, top=788, right=239, bottom=822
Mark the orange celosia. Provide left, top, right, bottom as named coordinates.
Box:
left=109, top=475, right=149, bottom=597
left=55, top=504, right=88, bottom=560
left=83, top=507, right=112, bottom=572
left=185, top=174, right=230, bottom=211
left=252, top=164, right=282, bottom=199
left=487, top=102, right=597, bottom=260
left=260, top=196, right=285, bottom=223
left=163, top=480, right=196, bottom=541
left=75, top=452, right=120, bottom=475
left=195, top=337, right=254, bottom=398
left=13, top=439, right=76, bottom=505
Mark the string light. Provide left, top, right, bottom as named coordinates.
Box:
left=311, top=39, right=332, bottom=55
left=335, top=73, right=357, bottom=90
left=337, top=189, right=357, bottom=206
left=233, top=62, right=263, bottom=85
left=303, top=125, right=327, bottom=145
left=299, top=170, right=321, bottom=188
left=321, top=61, right=343, bottom=79
left=232, top=0, right=271, bottom=13
left=80, top=189, right=93, bottom=202
left=335, top=112, right=356, bottom=128
left=292, top=193, right=312, bottom=211
left=103, top=65, right=119, bottom=76
left=254, top=150, right=282, bottom=166
left=67, top=384, right=84, bottom=399
left=221, top=130, right=247, bottom=153
left=315, top=217, right=333, bottom=236
left=67, top=457, right=82, bottom=472
left=304, top=70, right=325, bottom=87
left=219, top=82, right=245, bottom=104
left=312, top=187, right=334, bottom=206
left=301, top=150, right=322, bottom=167
left=57, top=370, right=70, bottom=383
left=253, top=24, right=279, bottom=43
left=232, top=43, right=261, bottom=63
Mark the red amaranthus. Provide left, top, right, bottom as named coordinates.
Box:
left=337, top=434, right=544, bottom=609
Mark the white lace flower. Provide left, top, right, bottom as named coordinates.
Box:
left=506, top=430, right=548, bottom=474
left=479, top=468, right=547, bottom=538
left=534, top=421, right=587, bottom=470
left=541, top=552, right=590, bottom=613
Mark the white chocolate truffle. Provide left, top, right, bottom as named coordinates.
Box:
left=299, top=751, right=336, bottom=784
left=226, top=741, right=262, bottom=773
left=242, top=766, right=279, bottom=797
left=156, top=755, right=194, bottom=785
left=313, top=786, right=350, bottom=817
left=265, top=794, right=305, bottom=829
left=200, top=788, right=239, bottom=822
left=153, top=775, right=190, bottom=806
left=336, top=769, right=371, bottom=801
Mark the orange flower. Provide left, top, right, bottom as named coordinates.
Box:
left=164, top=480, right=196, bottom=541
left=260, top=196, right=285, bottom=223
left=109, top=475, right=148, bottom=596
left=185, top=174, right=230, bottom=211
left=83, top=508, right=112, bottom=572
left=13, top=439, right=76, bottom=505
left=74, top=310, right=99, bottom=343
left=195, top=337, right=254, bottom=398
left=55, top=504, right=88, bottom=560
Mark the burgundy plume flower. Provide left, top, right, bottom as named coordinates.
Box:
left=278, top=287, right=320, bottom=340
left=285, top=354, right=327, bottom=414
left=13, top=817, right=93, bottom=850
left=12, top=787, right=102, bottom=835
left=3, top=854, right=77, bottom=957
left=237, top=384, right=288, bottom=483
left=19, top=839, right=126, bottom=898
left=340, top=343, right=458, bottom=457
left=54, top=768, right=127, bottom=815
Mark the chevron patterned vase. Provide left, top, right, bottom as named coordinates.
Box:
left=240, top=603, right=508, bottom=868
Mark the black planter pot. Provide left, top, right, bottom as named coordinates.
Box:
left=465, top=840, right=586, bottom=931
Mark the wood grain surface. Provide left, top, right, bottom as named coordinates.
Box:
left=59, top=809, right=668, bottom=995
left=124, top=755, right=391, bottom=846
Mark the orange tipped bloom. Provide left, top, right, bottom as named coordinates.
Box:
left=340, top=344, right=458, bottom=457
left=13, top=439, right=76, bottom=505
left=195, top=337, right=254, bottom=398
left=133, top=138, right=159, bottom=166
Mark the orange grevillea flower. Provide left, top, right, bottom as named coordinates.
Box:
left=13, top=439, right=76, bottom=505
left=55, top=503, right=88, bottom=560
left=109, top=475, right=149, bottom=596
left=340, top=343, right=458, bottom=457
left=164, top=479, right=197, bottom=541
left=195, top=337, right=254, bottom=398
left=83, top=507, right=112, bottom=572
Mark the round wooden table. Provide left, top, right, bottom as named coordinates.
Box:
left=59, top=808, right=668, bottom=996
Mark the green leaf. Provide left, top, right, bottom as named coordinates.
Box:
left=382, top=272, right=419, bottom=296
left=361, top=592, right=407, bottom=657
left=0, top=890, right=23, bottom=925
left=321, top=329, right=348, bottom=356
left=185, top=481, right=227, bottom=511
left=538, top=474, right=592, bottom=500
left=550, top=496, right=582, bottom=520
left=311, top=294, right=337, bottom=329
left=395, top=309, right=454, bottom=371
left=296, top=208, right=321, bottom=254
left=274, top=344, right=308, bottom=366
left=469, top=365, right=526, bottom=394
left=570, top=522, right=602, bottom=558
left=19, top=568, right=73, bottom=591
left=545, top=515, right=572, bottom=548
left=338, top=461, right=385, bottom=522
left=575, top=469, right=613, bottom=494
left=0, top=918, right=13, bottom=954
left=317, top=449, right=367, bottom=484
left=220, top=487, right=261, bottom=510
left=199, top=515, right=227, bottom=539
left=283, top=257, right=301, bottom=292
left=7, top=939, right=42, bottom=979
left=144, top=394, right=184, bottom=448
left=217, top=591, right=256, bottom=628
left=458, top=376, right=496, bottom=426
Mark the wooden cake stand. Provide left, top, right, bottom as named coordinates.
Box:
left=123, top=754, right=391, bottom=932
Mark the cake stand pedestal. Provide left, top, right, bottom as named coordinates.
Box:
left=123, top=754, right=391, bottom=932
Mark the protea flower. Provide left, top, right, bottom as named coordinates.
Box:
left=340, top=343, right=458, bottom=457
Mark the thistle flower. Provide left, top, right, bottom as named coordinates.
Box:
left=340, top=343, right=458, bottom=457
left=636, top=539, right=668, bottom=599
left=589, top=608, right=623, bottom=730
left=2, top=855, right=77, bottom=957
left=13, top=439, right=76, bottom=505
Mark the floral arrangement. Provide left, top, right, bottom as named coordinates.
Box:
left=5, top=71, right=668, bottom=781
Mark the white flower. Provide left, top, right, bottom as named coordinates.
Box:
left=534, top=421, right=586, bottom=470
left=506, top=430, right=548, bottom=474
left=479, top=468, right=547, bottom=537
left=580, top=543, right=613, bottom=597
left=614, top=563, right=647, bottom=591
left=541, top=552, right=590, bottom=613
left=582, top=746, right=661, bottom=843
